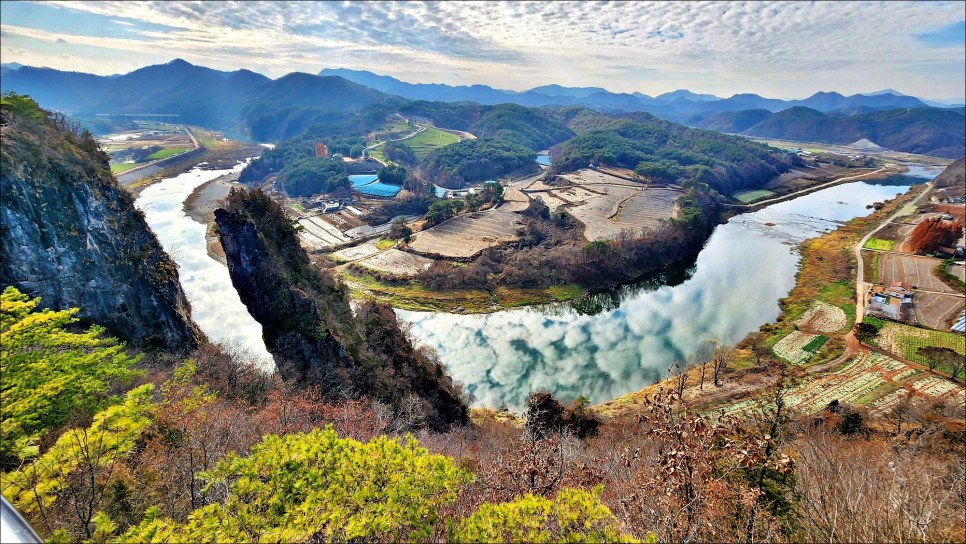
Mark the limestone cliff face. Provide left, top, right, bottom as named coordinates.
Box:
left=214, top=205, right=348, bottom=374
left=215, top=189, right=468, bottom=430
left=0, top=96, right=202, bottom=349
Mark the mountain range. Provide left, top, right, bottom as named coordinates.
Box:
left=689, top=106, right=965, bottom=158
left=318, top=68, right=963, bottom=120
left=1, top=59, right=963, bottom=157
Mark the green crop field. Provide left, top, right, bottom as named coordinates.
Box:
left=403, top=127, right=460, bottom=158
left=109, top=162, right=140, bottom=173
left=866, top=318, right=966, bottom=374
left=147, top=147, right=190, bottom=160
left=863, top=237, right=894, bottom=251
left=732, top=189, right=776, bottom=204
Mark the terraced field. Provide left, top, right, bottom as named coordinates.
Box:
left=409, top=210, right=524, bottom=258
left=498, top=187, right=531, bottom=212
left=297, top=215, right=351, bottom=250
left=330, top=240, right=381, bottom=262
left=535, top=170, right=681, bottom=242
left=356, top=249, right=436, bottom=277
left=614, top=189, right=681, bottom=227
left=782, top=351, right=959, bottom=414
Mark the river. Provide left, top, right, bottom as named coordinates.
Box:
left=397, top=167, right=940, bottom=409
left=135, top=162, right=275, bottom=368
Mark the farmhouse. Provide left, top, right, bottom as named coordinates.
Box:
left=867, top=281, right=914, bottom=321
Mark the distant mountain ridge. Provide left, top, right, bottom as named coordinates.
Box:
left=0, top=59, right=395, bottom=136
left=2, top=59, right=962, bottom=155
left=318, top=67, right=952, bottom=120
left=689, top=106, right=965, bottom=158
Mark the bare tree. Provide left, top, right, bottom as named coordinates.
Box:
left=712, top=344, right=735, bottom=387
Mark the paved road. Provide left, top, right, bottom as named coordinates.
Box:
left=853, top=181, right=934, bottom=323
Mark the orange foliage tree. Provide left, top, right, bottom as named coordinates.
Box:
left=908, top=218, right=963, bottom=254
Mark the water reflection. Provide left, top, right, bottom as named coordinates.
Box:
left=135, top=163, right=275, bottom=368
left=398, top=172, right=935, bottom=410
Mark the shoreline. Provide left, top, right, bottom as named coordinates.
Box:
left=594, top=180, right=932, bottom=417
left=345, top=163, right=918, bottom=315
left=182, top=172, right=242, bottom=266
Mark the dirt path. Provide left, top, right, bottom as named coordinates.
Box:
left=854, top=182, right=933, bottom=322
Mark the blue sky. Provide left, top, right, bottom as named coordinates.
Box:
left=2, top=1, right=964, bottom=100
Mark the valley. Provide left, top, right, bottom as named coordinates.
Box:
left=2, top=2, right=965, bottom=541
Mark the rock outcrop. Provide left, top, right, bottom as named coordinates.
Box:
left=215, top=188, right=468, bottom=430
left=0, top=95, right=202, bottom=349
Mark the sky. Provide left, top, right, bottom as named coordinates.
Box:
left=1, top=1, right=964, bottom=101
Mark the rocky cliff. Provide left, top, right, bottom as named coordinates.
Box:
left=0, top=94, right=202, bottom=349
left=215, top=188, right=468, bottom=430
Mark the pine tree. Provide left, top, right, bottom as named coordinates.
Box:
left=0, top=287, right=140, bottom=461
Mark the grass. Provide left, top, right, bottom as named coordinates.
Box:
left=861, top=250, right=879, bottom=283
left=289, top=203, right=306, bottom=213
left=367, top=143, right=389, bottom=165
left=375, top=239, right=395, bottom=250
left=732, top=189, right=777, bottom=204
left=863, top=237, right=895, bottom=251
left=147, top=147, right=190, bottom=160
left=109, top=162, right=140, bottom=173
left=341, top=269, right=588, bottom=313
left=937, top=259, right=966, bottom=290
left=402, top=127, right=460, bottom=158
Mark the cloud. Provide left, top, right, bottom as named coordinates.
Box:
left=6, top=1, right=965, bottom=98
left=399, top=180, right=921, bottom=410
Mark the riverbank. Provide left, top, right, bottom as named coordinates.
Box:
left=121, top=132, right=263, bottom=196
left=182, top=172, right=242, bottom=266
left=342, top=164, right=909, bottom=315
left=594, top=180, right=933, bottom=418
left=725, top=164, right=908, bottom=213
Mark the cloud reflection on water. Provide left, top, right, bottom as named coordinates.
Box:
left=399, top=175, right=932, bottom=410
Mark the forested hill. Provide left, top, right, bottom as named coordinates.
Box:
left=0, top=94, right=202, bottom=349
left=214, top=188, right=468, bottom=430
left=548, top=108, right=799, bottom=194
left=690, top=106, right=966, bottom=158
left=0, top=59, right=397, bottom=139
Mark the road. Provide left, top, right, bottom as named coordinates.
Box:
left=853, top=181, right=934, bottom=323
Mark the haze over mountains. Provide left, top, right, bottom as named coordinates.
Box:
left=2, top=59, right=963, bottom=157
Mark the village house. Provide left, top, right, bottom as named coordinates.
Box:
left=867, top=281, right=914, bottom=322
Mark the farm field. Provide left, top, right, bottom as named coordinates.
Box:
left=297, top=215, right=351, bottom=250
left=772, top=330, right=826, bottom=365
left=110, top=162, right=140, bottom=173
left=548, top=170, right=680, bottom=242
left=330, top=240, right=382, bottom=262
left=862, top=237, right=894, bottom=251
left=795, top=300, right=848, bottom=333
left=869, top=319, right=966, bottom=372
left=879, top=253, right=957, bottom=293
left=402, top=126, right=461, bottom=158
left=409, top=210, right=523, bottom=258
left=356, top=249, right=436, bottom=277
left=498, top=187, right=531, bottom=212
left=911, top=292, right=966, bottom=330
left=732, top=189, right=776, bottom=204
left=147, top=146, right=190, bottom=160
